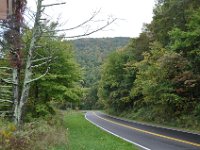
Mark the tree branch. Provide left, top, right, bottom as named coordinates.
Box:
left=26, top=67, right=50, bottom=84
left=0, top=67, right=13, bottom=70
left=45, top=9, right=101, bottom=32
left=64, top=18, right=117, bottom=38
left=0, top=85, right=12, bottom=88
left=0, top=99, right=13, bottom=103
left=1, top=78, right=17, bottom=85
left=43, top=18, right=117, bottom=39
left=33, top=51, right=46, bottom=59
left=0, top=111, right=13, bottom=113
left=42, top=2, right=66, bottom=7
left=32, top=56, right=52, bottom=63
left=31, top=60, right=50, bottom=68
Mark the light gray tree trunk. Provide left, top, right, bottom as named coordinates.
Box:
left=13, top=68, right=19, bottom=122
left=14, top=0, right=43, bottom=126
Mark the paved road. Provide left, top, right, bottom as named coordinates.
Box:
left=85, top=111, right=200, bottom=150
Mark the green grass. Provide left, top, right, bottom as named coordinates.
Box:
left=64, top=111, right=137, bottom=150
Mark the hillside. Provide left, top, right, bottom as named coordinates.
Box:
left=72, top=37, right=130, bottom=87
left=71, top=37, right=130, bottom=109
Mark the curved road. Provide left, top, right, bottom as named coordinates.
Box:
left=85, top=111, right=200, bottom=150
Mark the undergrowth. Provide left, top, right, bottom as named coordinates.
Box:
left=118, top=108, right=200, bottom=133
left=0, top=111, right=68, bottom=150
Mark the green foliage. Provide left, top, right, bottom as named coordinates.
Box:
left=38, top=42, right=82, bottom=102
left=72, top=37, right=130, bottom=109
left=169, top=8, right=200, bottom=73
left=98, top=49, right=136, bottom=112
left=97, top=0, right=200, bottom=130
left=73, top=37, right=130, bottom=86
left=130, top=30, right=151, bottom=61
left=80, top=85, right=99, bottom=110
left=150, top=0, right=200, bottom=46
left=131, top=48, right=185, bottom=120
left=22, top=25, right=83, bottom=118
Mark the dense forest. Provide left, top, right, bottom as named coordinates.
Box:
left=97, top=0, right=200, bottom=130
left=72, top=37, right=130, bottom=109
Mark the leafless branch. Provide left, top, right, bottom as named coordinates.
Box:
left=0, top=99, right=13, bottom=103
left=0, top=85, right=12, bottom=88
left=60, top=18, right=117, bottom=39
left=0, top=111, right=13, bottom=113
left=26, top=67, right=50, bottom=84
left=33, top=51, right=46, bottom=59
left=42, top=2, right=66, bottom=7
left=0, top=67, right=13, bottom=70
left=31, top=60, right=51, bottom=68
left=44, top=9, right=101, bottom=33
left=1, top=78, right=17, bottom=85
left=32, top=56, right=52, bottom=63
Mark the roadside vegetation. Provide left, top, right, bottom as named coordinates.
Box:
left=64, top=111, right=137, bottom=150
left=0, top=111, right=68, bottom=150
left=0, top=111, right=138, bottom=150
left=96, top=0, right=200, bottom=132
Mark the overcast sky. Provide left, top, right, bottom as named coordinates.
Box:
left=27, top=0, right=156, bottom=38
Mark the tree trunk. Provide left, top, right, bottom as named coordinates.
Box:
left=13, top=68, right=19, bottom=124
left=14, top=0, right=42, bottom=126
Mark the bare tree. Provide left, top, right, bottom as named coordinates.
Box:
left=0, top=0, right=26, bottom=119
left=0, top=0, right=117, bottom=127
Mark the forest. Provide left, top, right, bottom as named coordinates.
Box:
left=72, top=37, right=130, bottom=109
left=1, top=0, right=200, bottom=149
left=97, top=0, right=200, bottom=130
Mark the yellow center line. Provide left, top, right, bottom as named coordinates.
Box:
left=93, top=112, right=200, bottom=147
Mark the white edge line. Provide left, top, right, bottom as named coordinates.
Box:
left=85, top=113, right=151, bottom=150
left=99, top=112, right=200, bottom=136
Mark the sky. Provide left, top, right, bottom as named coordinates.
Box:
left=27, top=0, right=156, bottom=38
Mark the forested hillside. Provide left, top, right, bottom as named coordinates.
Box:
left=72, top=37, right=130, bottom=109
left=98, top=0, right=200, bottom=130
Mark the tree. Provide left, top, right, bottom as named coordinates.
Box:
left=130, top=45, right=184, bottom=121
left=169, top=8, right=200, bottom=73
left=0, top=0, right=117, bottom=126
left=98, top=49, right=136, bottom=113
left=149, top=0, right=200, bottom=46
left=27, top=37, right=82, bottom=117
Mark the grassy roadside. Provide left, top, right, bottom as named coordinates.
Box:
left=64, top=111, right=137, bottom=150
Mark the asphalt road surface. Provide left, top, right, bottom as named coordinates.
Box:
left=85, top=111, right=200, bottom=150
